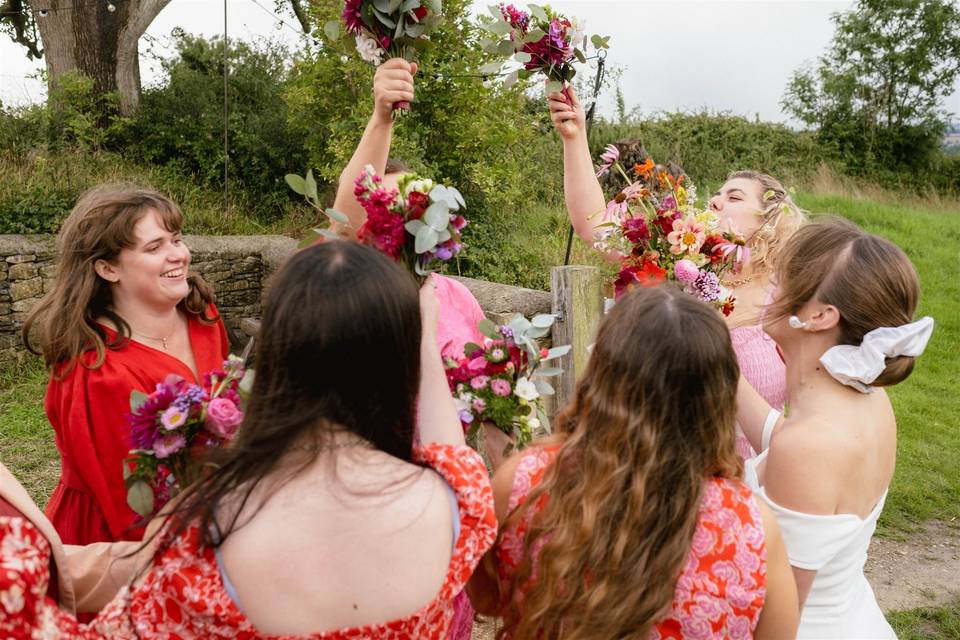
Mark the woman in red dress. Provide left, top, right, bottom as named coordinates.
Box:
left=23, top=185, right=228, bottom=546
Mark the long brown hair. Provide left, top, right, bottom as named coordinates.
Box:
left=499, top=285, right=742, bottom=639
left=767, top=217, right=922, bottom=386
left=22, top=184, right=216, bottom=374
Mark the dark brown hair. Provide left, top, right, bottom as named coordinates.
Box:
left=767, top=217, right=922, bottom=386
left=22, top=184, right=216, bottom=374
left=499, top=285, right=742, bottom=639
left=156, top=241, right=423, bottom=555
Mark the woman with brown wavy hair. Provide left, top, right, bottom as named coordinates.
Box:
left=468, top=285, right=799, bottom=639
left=737, top=218, right=932, bottom=638
left=22, top=184, right=228, bottom=548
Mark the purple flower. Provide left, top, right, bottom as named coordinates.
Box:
left=129, top=384, right=178, bottom=450
left=173, top=384, right=206, bottom=412
left=435, top=246, right=453, bottom=261
left=160, top=406, right=189, bottom=431
left=458, top=409, right=475, bottom=424
left=154, top=433, right=186, bottom=459
left=691, top=271, right=722, bottom=302
left=491, top=379, right=512, bottom=397
left=595, top=144, right=619, bottom=177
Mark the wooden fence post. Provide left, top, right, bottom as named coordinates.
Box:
left=550, top=266, right=604, bottom=417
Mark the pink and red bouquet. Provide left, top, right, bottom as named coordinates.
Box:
left=594, top=147, right=746, bottom=316
left=445, top=314, right=569, bottom=452
left=124, top=355, right=252, bottom=518
left=327, top=0, right=443, bottom=108
left=479, top=4, right=609, bottom=91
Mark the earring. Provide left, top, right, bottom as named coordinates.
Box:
left=788, top=315, right=807, bottom=330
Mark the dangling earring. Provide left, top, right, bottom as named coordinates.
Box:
left=788, top=315, right=807, bottom=330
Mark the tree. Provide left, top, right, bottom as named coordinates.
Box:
left=782, top=0, right=960, bottom=170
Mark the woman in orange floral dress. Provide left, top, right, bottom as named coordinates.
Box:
left=468, top=285, right=799, bottom=639
left=0, top=241, right=496, bottom=639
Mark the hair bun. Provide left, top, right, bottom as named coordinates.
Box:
left=873, top=355, right=916, bottom=387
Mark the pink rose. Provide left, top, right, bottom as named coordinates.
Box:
left=205, top=397, right=243, bottom=439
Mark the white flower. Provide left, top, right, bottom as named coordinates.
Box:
left=355, top=32, right=384, bottom=65
left=403, top=178, right=434, bottom=198
left=524, top=416, right=541, bottom=431
left=514, top=376, right=539, bottom=402
left=568, top=17, right=586, bottom=47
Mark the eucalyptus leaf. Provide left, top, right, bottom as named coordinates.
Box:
left=130, top=390, right=148, bottom=413
left=324, top=208, right=349, bottom=224
left=436, top=229, right=451, bottom=243
left=127, top=481, right=155, bottom=518
left=406, top=22, right=425, bottom=37
left=285, top=173, right=306, bottom=196
left=305, top=169, right=318, bottom=200
left=531, top=313, right=555, bottom=329
left=323, top=20, right=341, bottom=42
left=504, top=70, right=519, bottom=88
left=424, top=0, right=441, bottom=12
left=405, top=219, right=427, bottom=234
left=486, top=20, right=513, bottom=36
left=528, top=4, right=548, bottom=21
left=239, top=369, right=255, bottom=395
left=534, top=367, right=563, bottom=377
left=514, top=51, right=532, bottom=64
left=487, top=4, right=502, bottom=19
left=448, top=186, right=465, bottom=208
left=524, top=28, right=545, bottom=43
left=373, top=0, right=391, bottom=12
left=387, top=0, right=403, bottom=12
left=533, top=378, right=555, bottom=396
left=545, top=80, right=563, bottom=94
left=424, top=202, right=450, bottom=230
left=479, top=61, right=504, bottom=74
left=373, top=8, right=397, bottom=28
left=415, top=225, right=439, bottom=253
left=574, top=48, right=587, bottom=64
left=401, top=0, right=421, bottom=11
left=478, top=318, right=501, bottom=340
left=497, top=39, right=516, bottom=56
left=543, top=345, right=572, bottom=360
left=463, top=342, right=483, bottom=355
left=394, top=15, right=405, bottom=39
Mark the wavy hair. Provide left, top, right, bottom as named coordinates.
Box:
left=727, top=170, right=807, bottom=273
left=23, top=184, right=216, bottom=374
left=498, top=285, right=742, bottom=640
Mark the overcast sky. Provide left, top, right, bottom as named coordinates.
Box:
left=2, top=0, right=958, bottom=125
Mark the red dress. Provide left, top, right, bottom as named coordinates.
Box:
left=44, top=309, right=229, bottom=546
left=496, top=446, right=768, bottom=639
left=0, top=444, right=496, bottom=639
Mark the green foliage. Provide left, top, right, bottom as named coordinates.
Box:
left=887, top=596, right=960, bottom=638
left=782, top=0, right=960, bottom=174
left=133, top=34, right=310, bottom=210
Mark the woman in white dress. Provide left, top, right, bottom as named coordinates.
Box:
left=736, top=217, right=933, bottom=638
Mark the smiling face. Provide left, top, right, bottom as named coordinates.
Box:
left=98, top=210, right=191, bottom=311
left=708, top=177, right=765, bottom=236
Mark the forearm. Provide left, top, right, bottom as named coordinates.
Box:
left=563, top=131, right=607, bottom=247
left=736, top=374, right=776, bottom=453
left=416, top=339, right=464, bottom=447
left=332, top=116, right=394, bottom=236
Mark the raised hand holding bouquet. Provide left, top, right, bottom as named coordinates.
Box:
left=327, top=0, right=443, bottom=109
left=124, top=355, right=252, bottom=518
left=594, top=147, right=747, bottom=315
left=445, top=314, right=569, bottom=456
left=478, top=3, right=609, bottom=91
left=288, top=165, right=467, bottom=279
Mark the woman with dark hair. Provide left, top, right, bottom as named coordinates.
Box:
left=23, top=184, right=228, bottom=546
left=737, top=218, right=932, bottom=637
left=0, top=241, right=496, bottom=639
left=468, top=285, right=799, bottom=639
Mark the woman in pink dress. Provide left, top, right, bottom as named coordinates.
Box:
left=467, top=285, right=799, bottom=639
left=330, top=58, right=490, bottom=639
left=0, top=242, right=497, bottom=639
left=547, top=88, right=806, bottom=458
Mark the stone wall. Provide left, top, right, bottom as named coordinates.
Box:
left=0, top=235, right=298, bottom=364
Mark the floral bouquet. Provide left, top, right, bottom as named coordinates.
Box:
left=594, top=146, right=747, bottom=315
left=124, top=355, right=253, bottom=518
left=445, top=314, right=569, bottom=453
left=478, top=3, right=609, bottom=92
left=288, top=165, right=467, bottom=278
left=326, top=0, right=443, bottom=109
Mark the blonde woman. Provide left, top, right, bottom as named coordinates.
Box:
left=549, top=88, right=805, bottom=458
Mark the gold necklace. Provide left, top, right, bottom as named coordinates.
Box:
left=722, top=272, right=762, bottom=288
left=132, top=318, right=178, bottom=350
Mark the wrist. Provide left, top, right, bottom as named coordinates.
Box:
left=369, top=112, right=394, bottom=130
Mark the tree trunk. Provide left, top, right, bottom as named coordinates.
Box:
left=32, top=0, right=173, bottom=115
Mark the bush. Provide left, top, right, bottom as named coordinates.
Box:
left=133, top=34, right=310, bottom=215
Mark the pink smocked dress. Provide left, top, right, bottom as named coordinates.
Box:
left=730, top=290, right=787, bottom=460
left=433, top=274, right=486, bottom=640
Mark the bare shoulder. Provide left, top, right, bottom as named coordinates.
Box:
left=764, top=417, right=844, bottom=515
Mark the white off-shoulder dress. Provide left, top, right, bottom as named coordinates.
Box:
left=744, top=417, right=896, bottom=639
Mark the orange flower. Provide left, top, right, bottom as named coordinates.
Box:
left=721, top=297, right=736, bottom=317
left=633, top=158, right=655, bottom=179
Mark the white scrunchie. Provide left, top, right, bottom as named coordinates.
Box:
left=820, top=316, right=934, bottom=393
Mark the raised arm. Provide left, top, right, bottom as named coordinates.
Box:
left=331, top=58, right=417, bottom=237
left=416, top=275, right=465, bottom=447
left=547, top=86, right=609, bottom=253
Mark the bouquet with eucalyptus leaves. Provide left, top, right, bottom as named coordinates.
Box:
left=477, top=3, right=609, bottom=92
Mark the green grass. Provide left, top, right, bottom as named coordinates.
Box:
left=794, top=190, right=960, bottom=537
left=888, top=597, right=960, bottom=639
left=0, top=359, right=58, bottom=506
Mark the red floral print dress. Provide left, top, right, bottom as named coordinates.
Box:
left=495, top=446, right=768, bottom=639
left=0, top=444, right=496, bottom=640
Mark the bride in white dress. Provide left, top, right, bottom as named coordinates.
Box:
left=735, top=217, right=934, bottom=639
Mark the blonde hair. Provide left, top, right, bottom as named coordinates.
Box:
left=498, top=285, right=742, bottom=640
left=727, top=170, right=806, bottom=272
left=23, top=184, right=217, bottom=374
